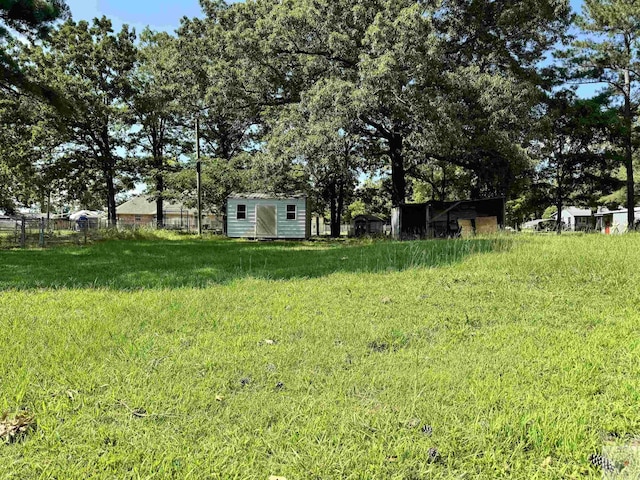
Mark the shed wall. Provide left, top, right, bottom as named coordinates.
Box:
left=227, top=198, right=308, bottom=239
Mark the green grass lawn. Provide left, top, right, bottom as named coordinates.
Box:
left=0, top=234, right=639, bottom=479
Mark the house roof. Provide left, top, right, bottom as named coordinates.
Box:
left=69, top=210, right=105, bottom=220
left=116, top=195, right=198, bottom=216
left=564, top=207, right=592, bottom=217
left=551, top=207, right=592, bottom=219
left=594, top=206, right=640, bottom=217
left=228, top=192, right=306, bottom=200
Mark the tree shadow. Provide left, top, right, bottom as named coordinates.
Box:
left=0, top=237, right=511, bottom=290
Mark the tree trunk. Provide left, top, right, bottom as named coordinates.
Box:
left=556, top=201, right=563, bottom=235
left=329, top=182, right=340, bottom=238
left=389, top=132, right=405, bottom=207
left=624, top=68, right=635, bottom=230
left=337, top=179, right=345, bottom=237
left=105, top=167, right=117, bottom=228
left=156, top=180, right=164, bottom=229
left=155, top=154, right=164, bottom=229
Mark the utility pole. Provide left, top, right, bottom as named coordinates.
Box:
left=196, top=117, right=202, bottom=236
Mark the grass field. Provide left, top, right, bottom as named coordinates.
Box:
left=1, top=234, right=639, bottom=479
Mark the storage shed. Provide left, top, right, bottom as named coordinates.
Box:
left=391, top=198, right=506, bottom=239
left=226, top=193, right=310, bottom=239
left=352, top=214, right=386, bottom=237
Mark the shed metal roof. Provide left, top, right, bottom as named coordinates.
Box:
left=353, top=214, right=386, bottom=222
left=551, top=207, right=592, bottom=219
left=228, top=192, right=306, bottom=200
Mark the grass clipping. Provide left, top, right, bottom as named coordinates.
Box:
left=0, top=412, right=36, bottom=444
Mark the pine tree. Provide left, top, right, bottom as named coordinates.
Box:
left=568, top=0, right=640, bottom=229
left=1, top=0, right=69, bottom=101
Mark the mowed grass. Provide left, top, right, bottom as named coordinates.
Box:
left=0, top=235, right=639, bottom=479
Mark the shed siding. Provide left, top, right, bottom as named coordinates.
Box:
left=227, top=198, right=308, bottom=239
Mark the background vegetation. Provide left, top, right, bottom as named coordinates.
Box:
left=1, top=0, right=639, bottom=232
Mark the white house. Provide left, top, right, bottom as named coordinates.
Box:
left=594, top=206, right=640, bottom=234
left=551, top=207, right=594, bottom=231
left=226, top=193, right=310, bottom=239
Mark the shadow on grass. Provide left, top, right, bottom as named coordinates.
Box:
left=0, top=237, right=511, bottom=290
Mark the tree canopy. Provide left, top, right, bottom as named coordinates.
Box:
left=1, top=0, right=635, bottom=232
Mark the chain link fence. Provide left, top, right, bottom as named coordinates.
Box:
left=0, top=216, right=104, bottom=249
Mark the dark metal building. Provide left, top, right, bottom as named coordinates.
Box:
left=391, top=198, right=506, bottom=239
left=352, top=214, right=386, bottom=237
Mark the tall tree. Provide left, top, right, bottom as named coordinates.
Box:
left=266, top=78, right=362, bottom=237
left=129, top=29, right=185, bottom=228
left=220, top=0, right=571, bottom=205
left=27, top=17, right=137, bottom=225
left=566, top=0, right=640, bottom=229
left=173, top=4, right=264, bottom=214
left=534, top=90, right=620, bottom=234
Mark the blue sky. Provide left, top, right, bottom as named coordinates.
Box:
left=66, top=0, right=585, bottom=34
left=65, top=0, right=231, bottom=33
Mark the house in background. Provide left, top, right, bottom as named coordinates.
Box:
left=391, top=198, right=506, bottom=239
left=550, top=207, right=594, bottom=231
left=595, top=206, right=640, bottom=234
left=116, top=195, right=220, bottom=231
left=226, top=193, right=310, bottom=239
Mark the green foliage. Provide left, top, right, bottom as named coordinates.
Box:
left=543, top=205, right=558, bottom=219
left=346, top=199, right=366, bottom=222
left=0, top=0, right=69, bottom=100
left=196, top=0, right=571, bottom=207
left=533, top=89, right=621, bottom=232
left=166, top=156, right=249, bottom=213
left=0, top=0, right=68, bottom=40
left=129, top=29, right=187, bottom=226
left=0, top=94, right=68, bottom=213
left=564, top=0, right=640, bottom=224
left=26, top=17, right=137, bottom=224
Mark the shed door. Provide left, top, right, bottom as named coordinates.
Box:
left=256, top=205, right=277, bottom=237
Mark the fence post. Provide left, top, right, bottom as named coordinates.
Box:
left=20, top=216, right=26, bottom=248
left=39, top=218, right=45, bottom=247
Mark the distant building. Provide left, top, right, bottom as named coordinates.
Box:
left=116, top=195, right=220, bottom=231
left=391, top=198, right=506, bottom=239
left=352, top=214, right=386, bottom=237
left=550, top=207, right=594, bottom=231
left=595, top=206, right=640, bottom=234
left=69, top=210, right=106, bottom=230
left=226, top=193, right=310, bottom=239
left=521, top=218, right=557, bottom=231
